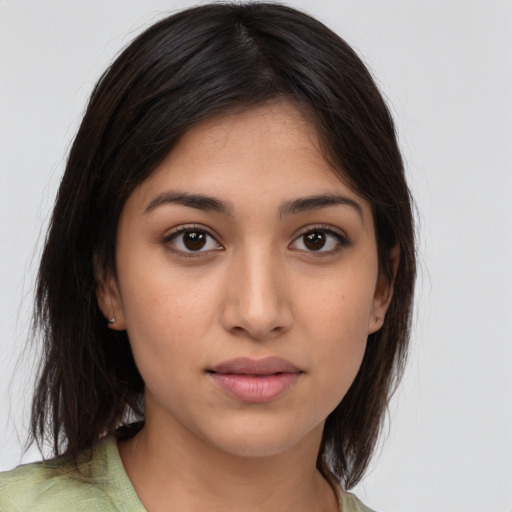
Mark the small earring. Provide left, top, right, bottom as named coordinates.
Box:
left=108, top=317, right=116, bottom=325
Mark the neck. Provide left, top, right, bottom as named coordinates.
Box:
left=118, top=417, right=338, bottom=512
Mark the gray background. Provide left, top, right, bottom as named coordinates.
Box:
left=1, top=1, right=511, bottom=511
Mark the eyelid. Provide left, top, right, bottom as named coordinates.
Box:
left=292, top=223, right=349, bottom=241
left=162, top=224, right=224, bottom=256
left=289, top=224, right=351, bottom=254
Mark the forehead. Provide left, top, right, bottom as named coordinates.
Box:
left=127, top=100, right=372, bottom=224
left=164, top=101, right=324, bottom=176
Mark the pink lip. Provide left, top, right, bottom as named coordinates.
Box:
left=208, top=357, right=302, bottom=403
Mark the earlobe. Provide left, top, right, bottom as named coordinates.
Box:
left=95, top=268, right=126, bottom=331
left=368, top=244, right=400, bottom=335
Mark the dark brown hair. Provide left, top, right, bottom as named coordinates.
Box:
left=30, top=2, right=416, bottom=489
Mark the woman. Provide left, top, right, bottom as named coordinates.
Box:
left=0, top=3, right=415, bottom=511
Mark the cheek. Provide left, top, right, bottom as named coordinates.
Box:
left=307, top=309, right=368, bottom=419
left=296, top=261, right=377, bottom=339
left=116, top=256, right=220, bottom=373
left=309, top=302, right=368, bottom=386
left=295, top=264, right=376, bottom=399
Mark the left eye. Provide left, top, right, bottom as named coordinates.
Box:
left=165, top=229, right=222, bottom=253
left=290, top=229, right=346, bottom=253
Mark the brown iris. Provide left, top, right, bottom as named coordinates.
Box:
left=183, top=231, right=207, bottom=250
left=303, top=231, right=326, bottom=251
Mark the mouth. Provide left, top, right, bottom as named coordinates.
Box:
left=207, top=357, right=303, bottom=403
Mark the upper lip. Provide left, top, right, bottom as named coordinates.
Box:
left=209, top=357, right=301, bottom=375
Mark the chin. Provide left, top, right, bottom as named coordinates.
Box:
left=215, top=436, right=300, bottom=459
left=202, top=417, right=323, bottom=459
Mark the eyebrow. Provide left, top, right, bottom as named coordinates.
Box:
left=279, top=194, right=363, bottom=220
left=144, top=191, right=363, bottom=220
left=144, top=191, right=233, bottom=215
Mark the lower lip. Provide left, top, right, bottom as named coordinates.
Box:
left=209, top=373, right=301, bottom=403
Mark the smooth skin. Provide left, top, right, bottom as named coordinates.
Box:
left=97, top=101, right=396, bottom=512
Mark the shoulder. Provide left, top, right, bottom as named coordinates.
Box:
left=340, top=491, right=378, bottom=512
left=0, top=437, right=142, bottom=512
left=326, top=473, right=377, bottom=512
left=0, top=460, right=85, bottom=511
left=322, top=471, right=378, bottom=512
left=0, top=458, right=112, bottom=512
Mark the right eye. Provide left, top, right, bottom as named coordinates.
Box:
left=164, top=227, right=223, bottom=256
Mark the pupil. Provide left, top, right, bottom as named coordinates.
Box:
left=184, top=231, right=206, bottom=250
left=304, top=231, right=325, bottom=250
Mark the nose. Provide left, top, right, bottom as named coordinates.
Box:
left=220, top=244, right=293, bottom=341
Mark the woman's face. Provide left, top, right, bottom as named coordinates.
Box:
left=99, top=101, right=393, bottom=458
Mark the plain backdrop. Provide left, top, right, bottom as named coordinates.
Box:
left=1, top=1, right=511, bottom=511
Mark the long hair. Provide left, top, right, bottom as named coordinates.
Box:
left=30, top=2, right=416, bottom=489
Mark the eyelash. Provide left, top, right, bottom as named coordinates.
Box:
left=289, top=224, right=350, bottom=256
left=162, top=225, right=223, bottom=257
left=162, top=224, right=350, bottom=257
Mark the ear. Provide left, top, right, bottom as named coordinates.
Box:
left=95, top=263, right=126, bottom=331
left=368, top=244, right=400, bottom=334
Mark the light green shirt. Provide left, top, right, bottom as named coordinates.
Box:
left=0, top=437, right=374, bottom=511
